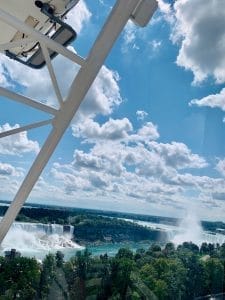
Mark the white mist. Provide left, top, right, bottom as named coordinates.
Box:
left=0, top=222, right=84, bottom=260
left=172, top=210, right=203, bottom=245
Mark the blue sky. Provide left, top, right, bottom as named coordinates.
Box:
left=0, top=0, right=225, bottom=220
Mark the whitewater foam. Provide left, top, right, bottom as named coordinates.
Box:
left=171, top=211, right=225, bottom=246
left=0, top=221, right=84, bottom=260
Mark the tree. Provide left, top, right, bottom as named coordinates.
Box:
left=164, top=242, right=176, bottom=257
left=177, top=242, right=199, bottom=253
left=204, top=258, right=224, bottom=295
left=55, top=250, right=64, bottom=268
left=0, top=256, right=40, bottom=299
left=154, top=279, right=168, bottom=300
left=153, top=258, right=186, bottom=300
left=115, top=248, right=133, bottom=260
left=179, top=251, right=205, bottom=299
left=140, top=263, right=157, bottom=289
left=111, top=249, right=135, bottom=299
left=200, top=242, right=209, bottom=255
left=150, top=244, right=162, bottom=253
left=220, top=243, right=225, bottom=259
left=38, top=253, right=56, bottom=299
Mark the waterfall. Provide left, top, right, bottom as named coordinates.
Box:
left=171, top=211, right=225, bottom=246
left=0, top=220, right=84, bottom=260
left=12, top=222, right=65, bottom=235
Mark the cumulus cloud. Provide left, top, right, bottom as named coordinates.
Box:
left=0, top=162, right=22, bottom=177
left=66, top=0, right=92, bottom=34
left=121, top=19, right=163, bottom=55
left=172, top=0, right=225, bottom=84
left=73, top=117, right=159, bottom=143
left=73, top=148, right=125, bottom=177
left=212, top=192, right=225, bottom=201
left=148, top=141, right=208, bottom=169
left=121, top=21, right=139, bottom=53
left=50, top=114, right=209, bottom=209
left=136, top=110, right=148, bottom=120
left=189, top=88, right=225, bottom=112
left=157, top=0, right=171, bottom=15
left=216, top=159, right=225, bottom=177
left=149, top=39, right=162, bottom=52
left=0, top=47, right=80, bottom=107
left=0, top=52, right=121, bottom=122
left=0, top=163, right=14, bottom=176
left=50, top=166, right=90, bottom=193
left=136, top=122, right=159, bottom=140
left=72, top=117, right=132, bottom=141
left=47, top=131, right=225, bottom=218
left=0, top=123, right=39, bottom=156
left=78, top=66, right=122, bottom=118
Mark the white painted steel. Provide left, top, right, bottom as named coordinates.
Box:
left=0, top=119, right=52, bottom=139
left=0, top=0, right=157, bottom=244
left=0, top=0, right=80, bottom=55
left=131, top=0, right=158, bottom=27
left=40, top=42, right=64, bottom=106
left=0, top=8, right=85, bottom=66
left=0, top=38, right=33, bottom=51
left=0, top=87, right=58, bottom=115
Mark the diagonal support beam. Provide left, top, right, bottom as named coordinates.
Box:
left=0, top=0, right=156, bottom=244
left=0, top=119, right=52, bottom=139
left=0, top=87, right=58, bottom=115
left=40, top=42, right=64, bottom=107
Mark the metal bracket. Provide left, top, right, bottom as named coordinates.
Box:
left=5, top=4, right=77, bottom=69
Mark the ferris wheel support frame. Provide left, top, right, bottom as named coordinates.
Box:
left=0, top=0, right=157, bottom=244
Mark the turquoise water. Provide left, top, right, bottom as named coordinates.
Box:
left=87, top=241, right=153, bottom=257
left=38, top=241, right=153, bottom=261
left=0, top=241, right=153, bottom=261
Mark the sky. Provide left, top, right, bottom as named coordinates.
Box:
left=0, top=0, right=225, bottom=220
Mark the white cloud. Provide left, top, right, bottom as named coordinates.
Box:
left=189, top=88, right=225, bottom=112
left=50, top=166, right=90, bottom=193
left=78, top=66, right=122, bottom=118
left=73, top=148, right=125, bottom=176
left=148, top=141, right=208, bottom=169
left=149, top=39, right=162, bottom=52
left=73, top=117, right=159, bottom=143
left=72, top=117, right=132, bottom=141
left=66, top=0, right=92, bottom=34
left=136, top=110, right=148, bottom=120
left=0, top=162, right=23, bottom=177
left=0, top=123, right=39, bottom=156
left=172, top=0, right=225, bottom=84
left=0, top=52, right=121, bottom=123
left=121, top=21, right=139, bottom=53
left=136, top=122, right=159, bottom=140
left=49, top=114, right=209, bottom=213
left=216, top=159, right=225, bottom=177
left=0, top=162, right=24, bottom=197
left=157, top=0, right=171, bottom=15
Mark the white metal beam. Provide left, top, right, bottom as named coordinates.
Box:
left=0, top=87, right=58, bottom=115
left=40, top=42, right=64, bottom=107
left=0, top=8, right=85, bottom=66
left=0, top=119, right=52, bottom=139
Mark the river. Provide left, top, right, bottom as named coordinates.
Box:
left=0, top=216, right=224, bottom=260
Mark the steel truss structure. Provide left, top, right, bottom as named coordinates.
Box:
left=0, top=0, right=157, bottom=244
